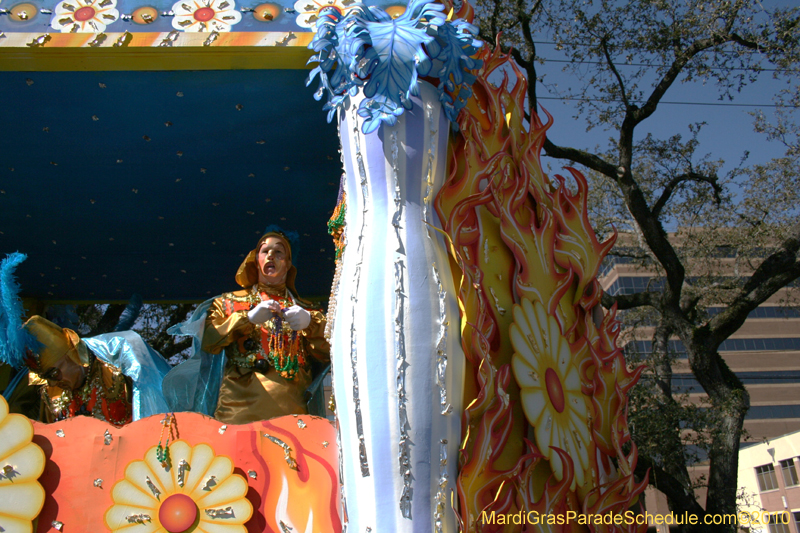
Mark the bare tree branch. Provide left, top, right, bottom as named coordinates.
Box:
left=631, top=33, right=735, bottom=127
left=600, top=36, right=632, bottom=110
left=651, top=172, right=723, bottom=217
left=601, top=290, right=660, bottom=310
left=543, top=138, right=618, bottom=177
left=707, top=222, right=800, bottom=345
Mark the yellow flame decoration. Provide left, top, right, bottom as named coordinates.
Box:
left=435, top=41, right=646, bottom=532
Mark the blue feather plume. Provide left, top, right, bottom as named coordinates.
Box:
left=0, top=253, right=41, bottom=368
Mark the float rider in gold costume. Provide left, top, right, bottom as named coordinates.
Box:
left=198, top=231, right=329, bottom=424
left=0, top=253, right=170, bottom=425
left=22, top=316, right=133, bottom=426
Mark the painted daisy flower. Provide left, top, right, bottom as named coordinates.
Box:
left=0, top=395, right=46, bottom=532
left=50, top=0, right=119, bottom=33
left=510, top=298, right=593, bottom=490
left=293, top=0, right=357, bottom=29
left=104, top=440, right=252, bottom=533
left=171, top=0, right=242, bottom=32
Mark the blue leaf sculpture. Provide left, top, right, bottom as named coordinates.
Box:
left=307, top=0, right=482, bottom=134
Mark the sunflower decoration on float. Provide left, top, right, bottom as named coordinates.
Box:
left=293, top=0, right=358, bottom=29
left=0, top=394, right=46, bottom=533
left=510, top=298, right=594, bottom=491
left=171, top=0, right=242, bottom=32
left=50, top=0, right=119, bottom=33
left=104, top=439, right=252, bottom=533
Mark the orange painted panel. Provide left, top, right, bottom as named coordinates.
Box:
left=32, top=413, right=341, bottom=532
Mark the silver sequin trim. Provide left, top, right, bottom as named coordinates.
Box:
left=433, top=439, right=449, bottom=533
left=391, top=130, right=413, bottom=519
left=350, top=107, right=370, bottom=477
left=433, top=263, right=452, bottom=415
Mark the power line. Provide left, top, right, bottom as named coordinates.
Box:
left=536, top=95, right=798, bottom=108
left=538, top=57, right=793, bottom=73
left=521, top=39, right=797, bottom=72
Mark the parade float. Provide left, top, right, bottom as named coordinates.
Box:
left=0, top=0, right=645, bottom=531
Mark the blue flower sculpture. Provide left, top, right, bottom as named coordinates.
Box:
left=307, top=0, right=482, bottom=134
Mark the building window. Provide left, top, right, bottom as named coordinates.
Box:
left=780, top=458, right=799, bottom=487
left=766, top=512, right=791, bottom=533
left=793, top=512, right=800, bottom=532
left=756, top=464, right=779, bottom=491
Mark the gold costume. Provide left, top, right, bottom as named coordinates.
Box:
left=203, top=232, right=330, bottom=424
left=23, top=316, right=133, bottom=426
left=35, top=355, right=132, bottom=426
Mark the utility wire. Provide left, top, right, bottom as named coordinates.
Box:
left=536, top=96, right=799, bottom=108
left=537, top=56, right=796, bottom=73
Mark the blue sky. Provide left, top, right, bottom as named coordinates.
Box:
left=538, top=50, right=793, bottom=177
left=512, top=1, right=798, bottom=180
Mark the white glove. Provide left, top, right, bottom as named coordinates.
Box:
left=247, top=300, right=277, bottom=324
left=284, top=305, right=311, bottom=331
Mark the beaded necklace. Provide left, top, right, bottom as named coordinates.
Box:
left=44, top=355, right=131, bottom=427
left=250, top=285, right=305, bottom=380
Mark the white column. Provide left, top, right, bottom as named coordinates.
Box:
left=330, top=81, right=464, bottom=533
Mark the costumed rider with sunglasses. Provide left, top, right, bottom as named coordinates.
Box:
left=0, top=254, right=172, bottom=427
left=162, top=227, right=330, bottom=424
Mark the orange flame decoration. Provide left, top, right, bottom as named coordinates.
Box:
left=257, top=420, right=342, bottom=532
left=434, top=42, right=647, bottom=532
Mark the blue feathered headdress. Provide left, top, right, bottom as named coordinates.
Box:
left=263, top=224, right=300, bottom=264
left=0, top=253, right=41, bottom=368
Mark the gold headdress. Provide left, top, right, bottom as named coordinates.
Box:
left=23, top=315, right=88, bottom=373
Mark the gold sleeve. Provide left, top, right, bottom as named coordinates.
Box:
left=301, top=309, right=330, bottom=363
left=202, top=297, right=255, bottom=355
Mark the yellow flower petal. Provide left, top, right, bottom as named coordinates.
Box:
left=123, top=460, right=166, bottom=501
left=0, top=415, right=34, bottom=458
left=196, top=474, right=248, bottom=509
left=568, top=394, right=589, bottom=420
left=103, top=504, right=160, bottom=532
left=183, top=443, right=217, bottom=493
left=520, top=388, right=546, bottom=426
left=535, top=414, right=553, bottom=453
left=165, top=440, right=192, bottom=491
left=512, top=304, right=533, bottom=345
left=0, top=482, right=45, bottom=521
left=553, top=324, right=569, bottom=374
left=0, top=513, right=37, bottom=533
left=198, top=496, right=252, bottom=526
left=196, top=522, right=248, bottom=533
left=111, top=479, right=158, bottom=508
left=0, top=443, right=45, bottom=485
left=188, top=456, right=234, bottom=501
left=144, top=446, right=176, bottom=494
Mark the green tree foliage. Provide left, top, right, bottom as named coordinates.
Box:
left=473, top=0, right=799, bottom=529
